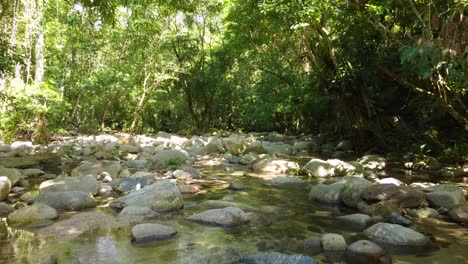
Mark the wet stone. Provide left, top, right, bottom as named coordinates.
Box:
left=131, top=223, right=176, bottom=243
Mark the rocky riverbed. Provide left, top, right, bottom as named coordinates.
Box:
left=0, top=132, right=467, bottom=263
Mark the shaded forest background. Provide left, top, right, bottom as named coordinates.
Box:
left=0, top=0, right=466, bottom=158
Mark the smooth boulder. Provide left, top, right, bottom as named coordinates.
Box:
left=110, top=181, right=184, bottom=212
left=131, top=223, right=176, bottom=242
left=7, top=203, right=58, bottom=227
left=71, top=160, right=122, bottom=178
left=449, top=204, right=468, bottom=224
left=301, top=159, right=335, bottom=177
left=39, top=175, right=100, bottom=195
left=0, top=176, right=11, bottom=201
left=347, top=240, right=391, bottom=264
left=425, top=185, right=465, bottom=209
left=35, top=191, right=97, bottom=211
left=309, top=182, right=345, bottom=204
left=363, top=223, right=430, bottom=247
left=340, top=178, right=373, bottom=208
left=242, top=252, right=317, bottom=264
left=187, top=207, right=249, bottom=227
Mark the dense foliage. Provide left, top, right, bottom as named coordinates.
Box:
left=0, top=0, right=466, bottom=154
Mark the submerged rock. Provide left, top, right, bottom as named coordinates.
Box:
left=270, top=176, right=305, bottom=186
left=241, top=252, right=317, bottom=264
left=7, top=203, right=58, bottom=227
left=309, top=182, right=345, bottom=204
left=363, top=223, right=430, bottom=247
left=200, top=200, right=257, bottom=212
left=187, top=207, right=249, bottom=227
left=347, top=240, right=391, bottom=264
left=449, top=204, right=468, bottom=224
left=302, top=236, right=322, bottom=255
left=118, top=206, right=155, bottom=217
left=110, top=180, right=184, bottom=212
left=35, top=191, right=97, bottom=211
left=362, top=184, right=399, bottom=203
left=337, top=213, right=371, bottom=229
left=38, top=212, right=123, bottom=240
left=131, top=223, right=176, bottom=243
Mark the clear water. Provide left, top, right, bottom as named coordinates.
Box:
left=1, top=165, right=467, bottom=264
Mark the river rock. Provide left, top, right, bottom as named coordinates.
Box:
left=449, top=205, right=468, bottom=224
left=151, top=149, right=189, bottom=169
left=337, top=213, right=371, bottom=229
left=0, top=165, right=24, bottom=186
left=241, top=252, right=317, bottom=264
left=110, top=180, right=184, bottom=212
left=196, top=138, right=225, bottom=155
left=71, top=160, right=122, bottom=178
left=117, top=176, right=154, bottom=192
left=309, top=182, right=345, bottom=204
left=187, top=207, right=249, bottom=227
left=0, top=202, right=14, bottom=217
left=179, top=185, right=200, bottom=194
left=228, top=181, right=249, bottom=190
left=303, top=236, right=322, bottom=255
left=119, top=144, right=141, bottom=153
left=346, top=240, right=391, bottom=264
left=357, top=155, right=386, bottom=170
left=245, top=141, right=266, bottom=154
left=425, top=185, right=465, bottom=209
left=118, top=206, right=154, bottom=217
left=340, top=178, right=373, bottom=208
left=271, top=176, right=305, bottom=186
left=200, top=200, right=257, bottom=212
left=0, top=176, right=11, bottom=201
left=123, top=160, right=149, bottom=170
left=322, top=233, right=347, bottom=251
left=408, top=207, right=439, bottom=219
left=363, top=184, right=399, bottom=203
left=327, top=159, right=364, bottom=177
left=360, top=201, right=401, bottom=219
left=263, top=142, right=293, bottom=155
left=131, top=223, right=176, bottom=242
left=223, top=136, right=247, bottom=155
left=7, top=203, right=58, bottom=227
left=35, top=191, right=97, bottom=211
left=391, top=186, right=426, bottom=208
left=39, top=175, right=100, bottom=195
left=38, top=212, right=123, bottom=240
left=301, top=159, right=335, bottom=177
left=253, top=157, right=299, bottom=174
left=363, top=223, right=430, bottom=247
left=22, top=169, right=46, bottom=177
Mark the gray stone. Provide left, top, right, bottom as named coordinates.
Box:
left=117, top=176, right=154, bottom=192
left=228, top=181, right=249, bottom=190
left=388, top=186, right=426, bottom=209
left=71, top=160, right=122, bottom=178
left=449, top=204, right=468, bottom=224
left=223, top=136, right=247, bottom=155
left=110, top=180, right=184, bottom=212
left=0, top=202, right=14, bottom=217
left=187, top=207, right=249, bottom=227
left=327, top=159, right=364, bottom=177
left=363, top=223, right=430, bottom=247
left=253, top=157, right=299, bottom=174
left=119, top=144, right=141, bottom=153
left=196, top=138, right=225, bottom=155
left=301, top=159, right=335, bottom=177
left=426, top=185, right=466, bottom=209
left=242, top=252, right=317, bottom=264
left=303, top=236, right=322, bottom=255
left=346, top=240, right=391, bottom=264
left=363, top=184, right=399, bottom=203
left=271, top=176, right=305, bottom=186
left=309, top=182, right=345, bottom=204
left=123, top=160, right=149, bottom=170
left=0, top=176, right=11, bottom=201
left=35, top=191, right=97, bottom=211
left=38, top=212, right=123, bottom=240
left=151, top=150, right=189, bottom=169
left=408, top=207, right=439, bottom=219
left=322, top=233, right=347, bottom=252
left=340, top=178, right=373, bottom=208
left=0, top=165, right=24, bottom=186
left=263, top=142, right=293, bottom=155
left=39, top=175, right=100, bottom=195
left=200, top=200, right=257, bottom=212
left=22, top=169, right=46, bottom=177
left=357, top=155, right=386, bottom=170
left=131, top=223, right=176, bottom=243
left=7, top=203, right=58, bottom=227
left=118, top=206, right=153, bottom=217
left=337, top=213, right=371, bottom=229
left=179, top=185, right=200, bottom=194
left=245, top=141, right=266, bottom=154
